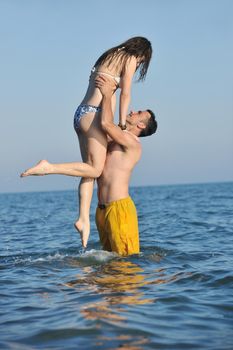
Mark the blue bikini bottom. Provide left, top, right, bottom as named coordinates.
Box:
left=74, top=104, right=101, bottom=131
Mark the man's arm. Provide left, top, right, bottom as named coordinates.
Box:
left=95, top=76, right=135, bottom=148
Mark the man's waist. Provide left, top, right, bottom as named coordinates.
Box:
left=97, top=182, right=129, bottom=205
left=97, top=196, right=131, bottom=209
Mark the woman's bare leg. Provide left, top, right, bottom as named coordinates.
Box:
left=20, top=111, right=108, bottom=248
left=20, top=121, right=107, bottom=179
left=74, top=125, right=107, bottom=248
left=74, top=130, right=93, bottom=248
left=74, top=178, right=94, bottom=247
left=20, top=159, right=102, bottom=178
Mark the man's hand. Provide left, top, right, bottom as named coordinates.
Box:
left=95, top=75, right=117, bottom=98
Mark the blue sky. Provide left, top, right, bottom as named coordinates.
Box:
left=0, top=0, right=232, bottom=193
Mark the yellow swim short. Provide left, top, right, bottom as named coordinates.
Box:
left=95, top=196, right=140, bottom=256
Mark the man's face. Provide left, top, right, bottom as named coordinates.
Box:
left=126, top=110, right=150, bottom=126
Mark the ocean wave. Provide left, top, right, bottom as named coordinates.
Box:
left=0, top=248, right=118, bottom=268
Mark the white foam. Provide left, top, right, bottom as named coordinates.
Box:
left=14, top=252, right=67, bottom=264
left=79, top=249, right=118, bottom=262
left=12, top=249, right=118, bottom=266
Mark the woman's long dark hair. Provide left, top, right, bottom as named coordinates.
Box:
left=94, top=36, right=152, bottom=82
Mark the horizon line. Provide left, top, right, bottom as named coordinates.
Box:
left=0, top=179, right=232, bottom=195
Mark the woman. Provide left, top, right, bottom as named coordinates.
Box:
left=21, top=37, right=152, bottom=248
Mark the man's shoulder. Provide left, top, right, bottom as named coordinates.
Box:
left=107, top=129, right=141, bottom=153
left=123, top=133, right=142, bottom=160
left=123, top=131, right=141, bottom=148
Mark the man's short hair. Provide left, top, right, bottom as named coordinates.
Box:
left=139, top=109, right=158, bottom=137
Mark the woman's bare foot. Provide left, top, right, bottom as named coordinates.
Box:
left=74, top=218, right=90, bottom=248
left=20, top=159, right=52, bottom=177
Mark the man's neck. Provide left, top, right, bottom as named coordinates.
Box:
left=125, top=127, right=140, bottom=138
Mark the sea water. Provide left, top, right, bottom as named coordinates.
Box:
left=0, top=182, right=233, bottom=349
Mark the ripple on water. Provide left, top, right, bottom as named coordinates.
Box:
left=0, top=183, right=233, bottom=349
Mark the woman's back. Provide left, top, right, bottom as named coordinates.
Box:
left=80, top=58, right=123, bottom=107
left=80, top=36, right=152, bottom=108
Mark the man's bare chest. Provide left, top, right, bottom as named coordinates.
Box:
left=107, top=141, right=124, bottom=154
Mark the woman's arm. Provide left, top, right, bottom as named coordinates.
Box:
left=96, top=75, right=135, bottom=148
left=119, top=56, right=137, bottom=127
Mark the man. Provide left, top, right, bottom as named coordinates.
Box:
left=94, top=75, right=157, bottom=255
left=20, top=76, right=157, bottom=255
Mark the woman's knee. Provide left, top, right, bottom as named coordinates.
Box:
left=93, top=166, right=104, bottom=178
left=86, top=157, right=105, bottom=178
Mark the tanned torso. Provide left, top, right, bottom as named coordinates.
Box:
left=97, top=131, right=141, bottom=204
